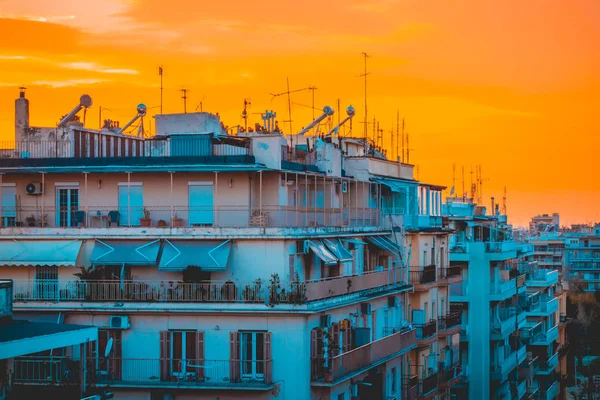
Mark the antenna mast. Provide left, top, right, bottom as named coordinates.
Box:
left=502, top=186, right=507, bottom=215
left=158, top=66, right=163, bottom=114
left=406, top=129, right=410, bottom=164
left=242, top=98, right=251, bottom=133
left=361, top=52, right=370, bottom=153
left=286, top=78, right=293, bottom=135
left=452, top=164, right=456, bottom=195
left=181, top=88, right=188, bottom=113
left=396, top=110, right=400, bottom=161
left=462, top=166, right=465, bottom=200
left=401, top=118, right=405, bottom=162
left=308, top=86, right=318, bottom=120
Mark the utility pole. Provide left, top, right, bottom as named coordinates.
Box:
left=181, top=88, right=188, bottom=113
left=158, top=66, right=163, bottom=114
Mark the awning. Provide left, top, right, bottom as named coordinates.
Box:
left=366, top=236, right=403, bottom=259
left=372, top=177, right=411, bottom=193
left=341, top=238, right=367, bottom=245
left=0, top=240, right=83, bottom=267
left=323, top=239, right=354, bottom=262
left=91, top=239, right=161, bottom=266
left=159, top=240, right=232, bottom=272
left=305, top=240, right=338, bottom=266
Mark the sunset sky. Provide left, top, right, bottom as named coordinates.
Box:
left=0, top=0, right=598, bottom=226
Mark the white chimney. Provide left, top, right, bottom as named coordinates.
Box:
left=15, top=87, right=29, bottom=143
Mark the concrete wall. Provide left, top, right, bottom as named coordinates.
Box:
left=154, top=112, right=222, bottom=136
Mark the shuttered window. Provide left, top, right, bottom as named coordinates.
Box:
left=159, top=330, right=204, bottom=382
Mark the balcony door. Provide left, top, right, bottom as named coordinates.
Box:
left=118, top=183, right=143, bottom=226
left=56, top=186, right=79, bottom=227
left=240, top=332, right=265, bottom=380
left=188, top=182, right=214, bottom=226
left=1, top=184, right=16, bottom=227
left=34, top=266, right=58, bottom=300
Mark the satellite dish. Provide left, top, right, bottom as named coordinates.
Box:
left=137, top=104, right=147, bottom=116
left=346, top=106, right=355, bottom=117
left=80, top=94, right=93, bottom=108
left=104, top=337, right=113, bottom=358
left=323, top=106, right=334, bottom=116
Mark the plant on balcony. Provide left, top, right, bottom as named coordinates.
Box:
left=182, top=266, right=212, bottom=300
left=73, top=266, right=105, bottom=300
left=221, top=280, right=238, bottom=302
left=288, top=273, right=307, bottom=304
left=25, top=214, right=37, bottom=227
left=157, top=219, right=168, bottom=228
left=243, top=278, right=263, bottom=303
left=267, top=273, right=282, bottom=306
left=140, top=207, right=152, bottom=227
left=171, top=211, right=184, bottom=228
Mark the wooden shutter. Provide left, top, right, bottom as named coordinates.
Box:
left=330, top=322, right=340, bottom=357
left=310, top=328, right=324, bottom=380
left=160, top=331, right=170, bottom=381
left=342, top=319, right=353, bottom=353
left=196, top=331, right=205, bottom=380
left=109, top=330, right=122, bottom=380
left=229, top=331, right=240, bottom=382
left=263, top=332, right=272, bottom=383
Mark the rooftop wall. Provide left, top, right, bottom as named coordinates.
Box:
left=154, top=112, right=222, bottom=136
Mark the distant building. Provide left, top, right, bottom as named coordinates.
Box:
left=529, top=213, right=560, bottom=235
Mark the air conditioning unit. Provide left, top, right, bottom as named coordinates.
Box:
left=341, top=181, right=348, bottom=193
left=320, top=314, right=332, bottom=328
left=109, top=316, right=130, bottom=330
left=25, top=182, right=43, bottom=195
left=361, top=303, right=372, bottom=315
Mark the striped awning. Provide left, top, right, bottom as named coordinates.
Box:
left=323, top=238, right=354, bottom=262
left=366, top=236, right=403, bottom=260
left=0, top=240, right=83, bottom=267
left=305, top=240, right=338, bottom=266
left=91, top=239, right=161, bottom=266
left=159, top=240, right=232, bottom=272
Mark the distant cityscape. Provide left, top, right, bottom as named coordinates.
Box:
left=0, top=89, right=598, bottom=400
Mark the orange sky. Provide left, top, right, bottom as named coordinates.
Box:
left=0, top=0, right=598, bottom=226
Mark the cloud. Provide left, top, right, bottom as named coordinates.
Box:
left=58, top=62, right=139, bottom=75
left=32, top=78, right=107, bottom=88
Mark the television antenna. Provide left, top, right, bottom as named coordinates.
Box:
left=308, top=86, right=318, bottom=119
left=269, top=79, right=312, bottom=135
left=195, top=95, right=206, bottom=112
left=359, top=52, right=371, bottom=152
left=180, top=88, right=189, bottom=113
left=241, top=98, right=251, bottom=133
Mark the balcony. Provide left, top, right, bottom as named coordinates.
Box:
left=0, top=204, right=381, bottom=235
left=13, top=269, right=408, bottom=307
left=90, top=358, right=273, bottom=390
left=13, top=356, right=79, bottom=385
left=415, top=320, right=437, bottom=347
left=438, top=363, right=462, bottom=389
left=531, top=296, right=559, bottom=316
left=409, top=266, right=437, bottom=291
left=532, top=325, right=559, bottom=346
left=437, top=265, right=463, bottom=285
left=402, top=373, right=439, bottom=399
left=314, top=328, right=417, bottom=384
left=438, top=312, right=462, bottom=337
left=449, top=280, right=469, bottom=302
left=491, top=307, right=526, bottom=339
left=485, top=241, right=517, bottom=260
left=516, top=378, right=528, bottom=399
left=520, top=321, right=544, bottom=344
left=449, top=242, right=469, bottom=262
left=490, top=345, right=527, bottom=381
left=490, top=277, right=519, bottom=301
left=536, top=352, right=559, bottom=375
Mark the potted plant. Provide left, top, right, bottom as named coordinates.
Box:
left=25, top=214, right=37, bottom=227
left=73, top=266, right=105, bottom=300
left=171, top=211, right=184, bottom=228
left=157, top=219, right=168, bottom=228
left=140, top=207, right=152, bottom=227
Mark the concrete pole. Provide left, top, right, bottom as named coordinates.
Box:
left=41, top=172, right=45, bottom=226
left=127, top=172, right=131, bottom=226
left=259, top=171, right=262, bottom=219
left=215, top=172, right=219, bottom=226
left=84, top=172, right=88, bottom=226
left=295, top=173, right=299, bottom=227
left=169, top=172, right=173, bottom=224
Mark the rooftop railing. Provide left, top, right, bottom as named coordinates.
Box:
left=13, top=356, right=78, bottom=384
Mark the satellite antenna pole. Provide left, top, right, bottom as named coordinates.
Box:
left=337, top=99, right=341, bottom=135
left=452, top=164, right=456, bottom=195
left=396, top=110, right=400, bottom=161
left=242, top=98, right=251, bottom=133
left=158, top=66, right=164, bottom=114
left=361, top=52, right=370, bottom=153
left=391, top=124, right=394, bottom=160
left=406, top=130, right=410, bottom=164
left=401, top=118, right=405, bottom=161
left=181, top=88, right=188, bottom=113
left=502, top=186, right=507, bottom=215
left=286, top=78, right=293, bottom=136
left=308, top=86, right=318, bottom=119
left=462, top=166, right=465, bottom=200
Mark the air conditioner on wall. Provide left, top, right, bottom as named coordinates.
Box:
left=25, top=182, right=43, bottom=195
left=109, top=316, right=130, bottom=330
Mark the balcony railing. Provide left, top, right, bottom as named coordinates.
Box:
left=525, top=269, right=560, bottom=286
left=537, top=352, right=559, bottom=374
left=439, top=363, right=462, bottom=387
left=450, top=242, right=468, bottom=254
left=534, top=325, right=559, bottom=344
left=438, top=312, right=461, bottom=331
left=1, top=205, right=379, bottom=230
left=485, top=241, right=517, bottom=253
left=402, top=373, right=439, bottom=398
left=415, top=320, right=437, bottom=341
left=409, top=266, right=437, bottom=286
left=90, top=358, right=272, bottom=387
left=540, top=296, right=559, bottom=314
left=322, top=328, right=416, bottom=382
left=421, top=372, right=439, bottom=394
left=13, top=357, right=79, bottom=384
left=13, top=270, right=406, bottom=305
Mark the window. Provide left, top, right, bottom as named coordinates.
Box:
left=159, top=330, right=204, bottom=381
left=240, top=332, right=265, bottom=379
left=171, top=330, right=197, bottom=376
left=118, top=183, right=143, bottom=226
left=391, top=367, right=397, bottom=393
left=1, top=184, right=16, bottom=227
left=34, top=266, right=58, bottom=300
left=95, top=329, right=122, bottom=379
left=188, top=182, right=214, bottom=226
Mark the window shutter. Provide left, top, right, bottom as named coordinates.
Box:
left=263, top=332, right=272, bottom=383
left=330, top=322, right=340, bottom=357
left=229, top=331, right=240, bottom=382
left=342, top=319, right=352, bottom=353
left=196, top=331, right=205, bottom=380
left=86, top=341, right=96, bottom=384
left=109, top=330, right=123, bottom=380
left=160, top=331, right=170, bottom=381
left=311, top=328, right=324, bottom=380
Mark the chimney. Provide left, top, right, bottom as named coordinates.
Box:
left=15, top=87, right=29, bottom=142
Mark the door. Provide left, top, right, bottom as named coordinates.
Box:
left=118, top=185, right=143, bottom=226
left=240, top=332, right=265, bottom=379
left=170, top=330, right=196, bottom=377
left=34, top=266, right=58, bottom=300
left=189, top=183, right=214, bottom=226
left=1, top=185, right=16, bottom=227
left=56, top=187, right=79, bottom=227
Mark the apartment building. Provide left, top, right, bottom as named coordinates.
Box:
left=443, top=196, right=563, bottom=400
left=563, top=226, right=600, bottom=293
left=0, top=90, right=459, bottom=400
left=529, top=214, right=560, bottom=236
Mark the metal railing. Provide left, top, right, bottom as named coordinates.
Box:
left=438, top=312, right=461, bottom=330
left=537, top=352, right=558, bottom=373
left=319, top=328, right=416, bottom=382
left=415, top=320, right=437, bottom=340
left=439, top=363, right=461, bottom=383
left=0, top=138, right=250, bottom=159
left=13, top=357, right=78, bottom=384
left=409, top=266, right=437, bottom=285
left=12, top=270, right=405, bottom=305
left=3, top=205, right=379, bottom=230
left=91, top=358, right=272, bottom=386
